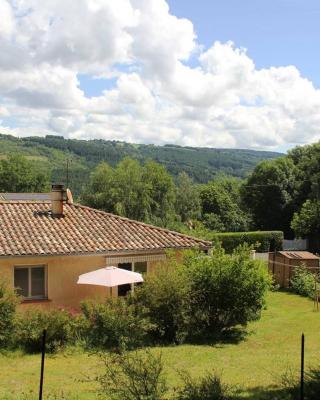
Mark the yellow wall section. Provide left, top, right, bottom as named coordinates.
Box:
left=0, top=252, right=168, bottom=309
left=0, top=255, right=108, bottom=309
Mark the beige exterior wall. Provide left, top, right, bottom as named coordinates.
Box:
left=0, top=252, right=168, bottom=310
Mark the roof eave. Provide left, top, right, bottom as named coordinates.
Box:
left=0, top=244, right=212, bottom=259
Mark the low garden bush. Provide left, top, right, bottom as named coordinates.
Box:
left=302, top=367, right=320, bottom=400
left=290, top=266, right=318, bottom=299
left=133, top=258, right=191, bottom=344
left=96, top=348, right=235, bottom=400
left=15, top=307, right=80, bottom=353
left=81, top=297, right=152, bottom=352
left=96, top=349, right=167, bottom=400
left=0, top=279, right=19, bottom=349
left=211, top=231, right=283, bottom=253
left=280, top=365, right=320, bottom=400
left=174, top=372, right=234, bottom=400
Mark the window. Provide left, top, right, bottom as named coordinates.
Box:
left=117, top=263, right=132, bottom=297
left=134, top=261, right=147, bottom=274
left=14, top=265, right=47, bottom=299
left=117, top=261, right=148, bottom=296
left=133, top=261, right=147, bottom=290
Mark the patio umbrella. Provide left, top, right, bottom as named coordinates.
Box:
left=77, top=266, right=144, bottom=289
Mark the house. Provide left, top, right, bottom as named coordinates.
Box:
left=269, top=251, right=320, bottom=287
left=0, top=185, right=211, bottom=309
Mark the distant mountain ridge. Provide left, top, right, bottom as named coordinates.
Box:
left=0, top=133, right=282, bottom=196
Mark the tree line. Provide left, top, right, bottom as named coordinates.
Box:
left=1, top=141, right=319, bottom=240
left=0, top=133, right=280, bottom=189
left=242, top=142, right=320, bottom=239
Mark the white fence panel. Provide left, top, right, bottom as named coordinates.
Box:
left=283, top=239, right=308, bottom=251
left=254, top=252, right=269, bottom=261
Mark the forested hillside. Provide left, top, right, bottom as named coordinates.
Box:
left=1, top=134, right=319, bottom=245
left=0, top=134, right=280, bottom=195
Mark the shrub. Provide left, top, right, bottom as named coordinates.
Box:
left=304, top=367, right=320, bottom=400
left=81, top=297, right=152, bottom=352
left=1, top=389, right=81, bottom=400
left=134, top=246, right=271, bottom=343
left=15, top=307, right=78, bottom=353
left=211, top=231, right=283, bottom=253
left=174, top=372, right=234, bottom=400
left=184, top=245, right=271, bottom=339
left=133, top=258, right=191, bottom=344
left=280, top=365, right=320, bottom=400
left=96, top=349, right=167, bottom=400
left=290, top=266, right=318, bottom=298
left=0, top=280, right=19, bottom=349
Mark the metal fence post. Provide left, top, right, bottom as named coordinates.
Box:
left=300, top=333, right=305, bottom=400
left=39, top=329, right=47, bottom=400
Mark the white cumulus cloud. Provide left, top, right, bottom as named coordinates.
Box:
left=0, top=0, right=319, bottom=150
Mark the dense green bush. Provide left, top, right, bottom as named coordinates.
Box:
left=15, top=307, right=79, bottom=353
left=133, top=258, right=191, bottom=344
left=134, top=246, right=271, bottom=343
left=290, top=266, right=317, bottom=298
left=96, top=349, right=167, bottom=400
left=211, top=231, right=283, bottom=253
left=0, top=280, right=19, bottom=348
left=174, top=372, right=234, bottom=400
left=184, top=246, right=271, bottom=339
left=81, top=297, right=152, bottom=352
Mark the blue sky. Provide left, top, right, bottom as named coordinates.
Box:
left=78, top=75, right=117, bottom=98
left=167, top=0, right=320, bottom=87
left=78, top=0, right=320, bottom=106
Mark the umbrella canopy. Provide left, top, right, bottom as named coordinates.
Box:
left=77, top=266, right=144, bottom=287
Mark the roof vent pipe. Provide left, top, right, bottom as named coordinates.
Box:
left=51, top=184, right=65, bottom=217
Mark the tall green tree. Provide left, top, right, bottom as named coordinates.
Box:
left=291, top=200, right=320, bottom=238
left=81, top=162, right=115, bottom=211
left=81, top=158, right=177, bottom=226
left=241, top=157, right=297, bottom=235
left=288, top=142, right=320, bottom=208
left=142, top=160, right=176, bottom=226
left=0, top=154, right=49, bottom=192
left=175, top=172, right=201, bottom=223
left=113, top=158, right=150, bottom=221
left=200, top=177, right=250, bottom=232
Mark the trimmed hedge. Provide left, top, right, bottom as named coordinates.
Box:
left=211, top=231, right=283, bottom=253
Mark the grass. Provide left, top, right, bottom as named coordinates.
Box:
left=1, top=291, right=320, bottom=399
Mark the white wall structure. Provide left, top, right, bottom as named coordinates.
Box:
left=283, top=239, right=308, bottom=251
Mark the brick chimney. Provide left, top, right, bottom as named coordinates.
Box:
left=51, top=184, right=65, bottom=217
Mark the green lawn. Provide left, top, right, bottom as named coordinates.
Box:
left=1, top=291, right=320, bottom=399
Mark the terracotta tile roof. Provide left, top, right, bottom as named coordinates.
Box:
left=278, top=251, right=320, bottom=260
left=0, top=202, right=211, bottom=257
